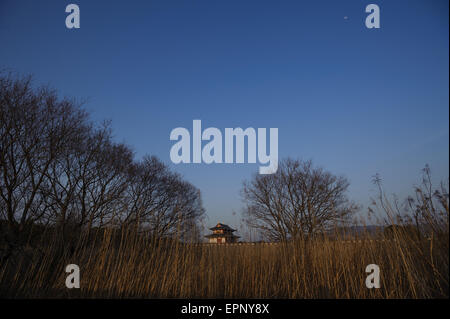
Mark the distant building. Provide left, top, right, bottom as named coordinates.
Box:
left=205, top=222, right=240, bottom=244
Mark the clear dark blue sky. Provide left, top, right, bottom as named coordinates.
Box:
left=1, top=0, right=448, bottom=231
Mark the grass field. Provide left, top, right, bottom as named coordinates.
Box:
left=0, top=225, right=448, bottom=299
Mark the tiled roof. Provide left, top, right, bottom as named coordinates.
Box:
left=209, top=222, right=236, bottom=231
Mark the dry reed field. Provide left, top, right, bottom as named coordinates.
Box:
left=0, top=223, right=448, bottom=299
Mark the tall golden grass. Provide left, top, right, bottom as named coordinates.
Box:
left=1, top=173, right=448, bottom=299
left=0, top=221, right=447, bottom=298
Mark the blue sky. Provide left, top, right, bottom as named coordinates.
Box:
left=1, top=0, right=448, bottom=232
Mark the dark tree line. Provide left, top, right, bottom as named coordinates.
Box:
left=0, top=73, right=204, bottom=248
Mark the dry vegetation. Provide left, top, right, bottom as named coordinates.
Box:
left=0, top=218, right=447, bottom=299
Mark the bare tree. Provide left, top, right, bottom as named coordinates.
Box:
left=0, top=72, right=205, bottom=257
left=77, top=129, right=133, bottom=231
left=119, top=156, right=204, bottom=239
left=0, top=73, right=87, bottom=243
left=242, top=158, right=357, bottom=241
left=41, top=123, right=133, bottom=235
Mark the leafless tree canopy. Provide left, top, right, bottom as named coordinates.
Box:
left=0, top=73, right=204, bottom=247
left=118, top=155, right=204, bottom=239
left=242, top=158, right=358, bottom=241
